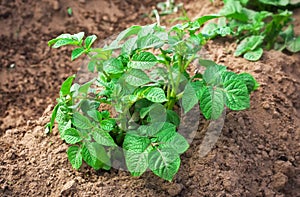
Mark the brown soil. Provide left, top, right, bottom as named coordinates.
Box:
left=1, top=0, right=299, bottom=196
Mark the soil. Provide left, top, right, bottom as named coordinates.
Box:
left=0, top=0, right=299, bottom=196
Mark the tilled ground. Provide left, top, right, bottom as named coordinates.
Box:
left=0, top=0, right=299, bottom=196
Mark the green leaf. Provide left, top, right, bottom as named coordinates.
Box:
left=182, top=82, right=198, bottom=114
left=196, top=15, right=221, bottom=26
left=216, top=26, right=232, bottom=37
left=92, top=127, right=117, bottom=147
left=78, top=80, right=94, bottom=94
left=124, top=151, right=149, bottom=177
left=115, top=25, right=142, bottom=42
left=137, top=35, right=164, bottom=49
left=71, top=47, right=86, bottom=61
left=218, top=16, right=227, bottom=28
left=82, top=145, right=101, bottom=170
left=263, top=10, right=292, bottom=50
left=138, top=23, right=156, bottom=38
left=191, top=80, right=206, bottom=99
left=72, top=32, right=85, bottom=42
left=199, top=59, right=218, bottom=67
left=64, top=128, right=82, bottom=144
left=134, top=86, right=151, bottom=97
left=50, top=32, right=84, bottom=48
left=144, top=87, right=167, bottom=103
left=258, top=0, right=289, bottom=6
left=123, top=134, right=151, bottom=176
left=201, top=23, right=218, bottom=38
left=166, top=133, right=189, bottom=154
left=92, top=48, right=112, bottom=60
left=128, top=52, right=157, bottom=69
left=79, top=100, right=100, bottom=113
left=88, top=142, right=111, bottom=169
left=154, top=31, right=168, bottom=42
left=219, top=0, right=248, bottom=22
left=121, top=95, right=138, bottom=104
left=224, top=80, right=250, bottom=110
left=136, top=122, right=165, bottom=136
left=237, top=73, right=259, bottom=93
left=52, top=38, right=78, bottom=48
left=200, top=86, right=225, bottom=120
left=103, top=58, right=124, bottom=74
left=100, top=111, right=110, bottom=119
left=58, top=120, right=72, bottom=137
left=166, top=110, right=180, bottom=126
left=149, top=103, right=167, bottom=125
left=123, top=134, right=151, bottom=152
left=279, top=25, right=294, bottom=50
left=220, top=0, right=242, bottom=15
left=60, top=75, right=75, bottom=96
left=45, top=104, right=59, bottom=134
left=140, top=106, right=151, bottom=119
left=154, top=123, right=177, bottom=142
left=149, top=148, right=180, bottom=181
left=121, top=36, right=138, bottom=54
left=88, top=60, right=96, bottom=72
left=67, top=146, right=82, bottom=170
left=72, top=112, right=93, bottom=129
left=48, top=33, right=72, bottom=46
left=82, top=142, right=111, bottom=170
left=87, top=110, right=102, bottom=122
left=221, top=71, right=238, bottom=83
left=243, top=48, right=263, bottom=61
left=234, top=36, right=264, bottom=57
left=70, top=83, right=80, bottom=97
left=67, top=7, right=73, bottom=16
left=100, top=118, right=116, bottom=131
left=203, top=64, right=224, bottom=86
left=156, top=126, right=189, bottom=154
left=239, top=0, right=249, bottom=5
left=286, top=37, right=300, bottom=53
left=150, top=67, right=168, bottom=82
left=85, top=35, right=97, bottom=49
left=125, top=69, right=151, bottom=87
left=56, top=105, right=69, bottom=124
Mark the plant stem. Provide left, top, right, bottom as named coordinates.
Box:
left=184, top=54, right=196, bottom=70
left=176, top=92, right=184, bottom=99
left=160, top=49, right=175, bottom=109
left=167, top=54, right=184, bottom=110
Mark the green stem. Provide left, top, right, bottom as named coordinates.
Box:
left=160, top=49, right=175, bottom=109
left=184, top=54, right=196, bottom=70
left=118, top=108, right=128, bottom=131
left=176, top=92, right=184, bottom=99
left=167, top=54, right=184, bottom=110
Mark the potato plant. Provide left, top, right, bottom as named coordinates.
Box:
left=203, top=0, right=300, bottom=61
left=45, top=15, right=258, bottom=181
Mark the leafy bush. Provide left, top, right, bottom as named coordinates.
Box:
left=45, top=16, right=258, bottom=181
left=203, top=0, right=300, bottom=61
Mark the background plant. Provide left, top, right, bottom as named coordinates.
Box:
left=152, top=0, right=183, bottom=16
left=202, top=0, right=300, bottom=61
left=46, top=15, right=258, bottom=181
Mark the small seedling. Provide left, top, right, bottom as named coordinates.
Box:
left=67, top=7, right=73, bottom=16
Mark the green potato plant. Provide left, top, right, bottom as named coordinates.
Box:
left=45, top=15, right=258, bottom=181
left=202, top=0, right=300, bottom=61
